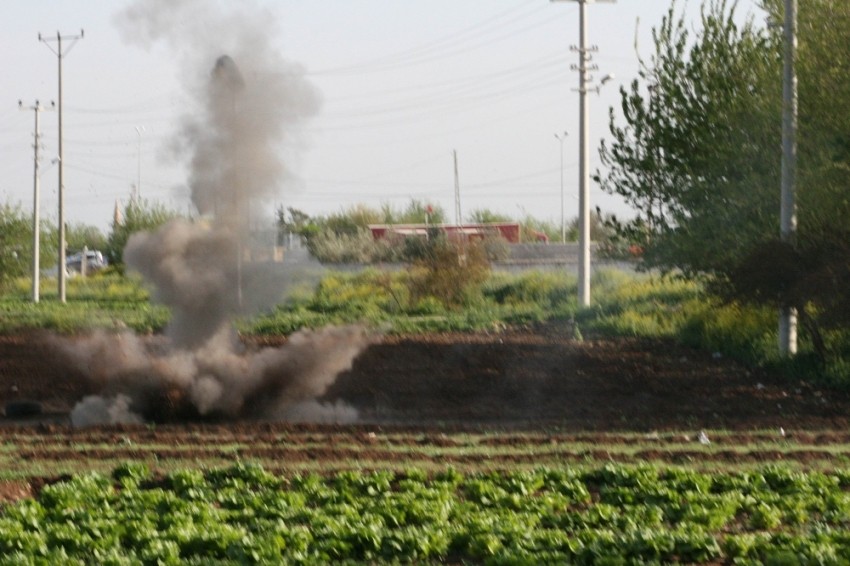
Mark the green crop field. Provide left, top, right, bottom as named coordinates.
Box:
left=3, top=458, right=850, bottom=564
left=0, top=425, right=848, bottom=563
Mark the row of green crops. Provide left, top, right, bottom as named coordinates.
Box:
left=4, top=462, right=850, bottom=564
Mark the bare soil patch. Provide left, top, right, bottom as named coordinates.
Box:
left=1, top=322, right=848, bottom=431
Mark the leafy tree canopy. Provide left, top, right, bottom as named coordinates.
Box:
left=597, top=0, right=850, bottom=361
left=467, top=208, right=513, bottom=224
left=65, top=222, right=108, bottom=255
left=105, top=199, right=182, bottom=266
left=596, top=0, right=782, bottom=274
left=0, top=203, right=32, bottom=286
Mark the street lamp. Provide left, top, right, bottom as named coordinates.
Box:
left=554, top=131, right=568, bottom=243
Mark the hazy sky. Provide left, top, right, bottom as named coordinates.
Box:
left=0, top=0, right=765, bottom=234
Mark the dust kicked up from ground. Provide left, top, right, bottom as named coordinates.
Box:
left=53, top=0, right=371, bottom=426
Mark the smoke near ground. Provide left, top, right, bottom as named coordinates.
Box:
left=63, top=326, right=370, bottom=426
left=60, top=1, right=365, bottom=426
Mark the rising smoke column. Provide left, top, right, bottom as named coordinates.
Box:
left=117, top=0, right=321, bottom=231
left=63, top=0, right=367, bottom=426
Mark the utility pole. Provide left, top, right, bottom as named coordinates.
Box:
left=134, top=126, right=145, bottom=202
left=19, top=100, right=55, bottom=303
left=552, top=0, right=615, bottom=306
left=453, top=150, right=462, bottom=228
left=554, top=131, right=568, bottom=243
left=39, top=29, right=84, bottom=304
left=779, top=0, right=798, bottom=356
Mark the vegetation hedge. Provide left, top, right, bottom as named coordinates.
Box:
left=2, top=266, right=849, bottom=385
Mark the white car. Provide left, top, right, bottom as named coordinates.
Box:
left=66, top=250, right=107, bottom=274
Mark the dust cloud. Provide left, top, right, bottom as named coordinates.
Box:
left=64, top=326, right=369, bottom=425
left=61, top=0, right=367, bottom=426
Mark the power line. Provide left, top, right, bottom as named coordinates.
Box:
left=309, top=69, right=572, bottom=133
left=320, top=52, right=567, bottom=116
left=307, top=1, right=548, bottom=76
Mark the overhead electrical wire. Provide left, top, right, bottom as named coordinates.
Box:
left=308, top=69, right=572, bottom=134
left=318, top=52, right=568, bottom=120
left=6, top=6, right=576, bottom=152
left=307, top=0, right=550, bottom=76
left=303, top=162, right=575, bottom=192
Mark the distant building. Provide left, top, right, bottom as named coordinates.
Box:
left=368, top=222, right=548, bottom=244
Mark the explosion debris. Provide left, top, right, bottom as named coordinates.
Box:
left=59, top=0, right=366, bottom=426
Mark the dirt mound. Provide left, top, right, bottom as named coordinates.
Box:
left=0, top=322, right=847, bottom=431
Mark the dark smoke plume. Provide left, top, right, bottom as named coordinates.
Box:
left=60, top=0, right=366, bottom=426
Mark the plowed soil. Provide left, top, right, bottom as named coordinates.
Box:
left=1, top=321, right=847, bottom=431
left=1, top=323, right=849, bottom=503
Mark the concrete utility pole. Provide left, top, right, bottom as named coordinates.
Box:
left=554, top=131, right=568, bottom=243
left=39, top=29, right=84, bottom=304
left=19, top=100, right=55, bottom=303
left=552, top=0, right=615, bottom=306
left=453, top=149, right=462, bottom=229
left=779, top=0, right=798, bottom=356
left=134, top=126, right=145, bottom=202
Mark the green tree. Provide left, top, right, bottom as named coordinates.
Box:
left=323, top=204, right=383, bottom=236
left=394, top=200, right=446, bottom=225
left=596, top=0, right=781, bottom=274
left=771, top=0, right=850, bottom=236
left=598, top=0, right=850, bottom=366
left=276, top=206, right=317, bottom=243
left=105, top=199, right=181, bottom=267
left=724, top=1, right=850, bottom=363
left=276, top=207, right=311, bottom=232
left=65, top=222, right=108, bottom=255
left=467, top=208, right=512, bottom=224
left=567, top=208, right=619, bottom=243
left=0, top=203, right=32, bottom=287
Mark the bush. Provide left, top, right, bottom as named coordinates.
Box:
left=306, top=228, right=390, bottom=264
left=407, top=237, right=490, bottom=309
left=484, top=272, right=573, bottom=311
left=678, top=300, right=776, bottom=364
